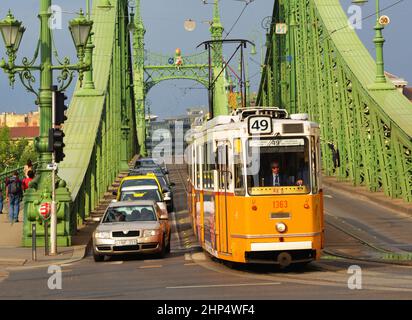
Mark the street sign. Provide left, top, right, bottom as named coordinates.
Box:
left=47, top=163, right=58, bottom=170
left=39, top=202, right=51, bottom=220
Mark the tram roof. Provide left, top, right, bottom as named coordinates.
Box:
left=190, top=108, right=319, bottom=135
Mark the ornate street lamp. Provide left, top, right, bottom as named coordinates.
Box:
left=0, top=1, right=95, bottom=254
left=351, top=0, right=394, bottom=90
left=0, top=10, right=25, bottom=50
left=69, top=10, right=93, bottom=51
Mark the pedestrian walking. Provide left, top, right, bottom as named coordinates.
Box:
left=22, top=170, right=34, bottom=192
left=5, top=171, right=23, bottom=224
left=23, top=159, right=33, bottom=178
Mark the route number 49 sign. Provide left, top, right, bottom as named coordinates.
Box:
left=248, top=116, right=273, bottom=135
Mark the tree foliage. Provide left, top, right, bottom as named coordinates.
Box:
left=0, top=127, right=37, bottom=173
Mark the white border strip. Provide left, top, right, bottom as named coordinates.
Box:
left=251, top=241, right=312, bottom=251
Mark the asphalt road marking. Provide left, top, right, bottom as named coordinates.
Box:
left=106, top=261, right=124, bottom=265
left=324, top=195, right=333, bottom=198
left=184, top=263, right=197, bottom=266
left=184, top=253, right=192, bottom=261
left=139, top=265, right=163, bottom=269
left=166, top=282, right=281, bottom=289
left=60, top=263, right=74, bottom=267
left=171, top=211, right=183, bottom=250
left=57, top=269, right=73, bottom=273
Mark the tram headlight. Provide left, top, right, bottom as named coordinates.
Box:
left=276, top=222, right=287, bottom=233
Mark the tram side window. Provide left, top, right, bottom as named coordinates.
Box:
left=234, top=138, right=245, bottom=196
left=311, top=136, right=319, bottom=194
left=202, top=141, right=215, bottom=190
left=246, top=137, right=311, bottom=195
left=196, top=145, right=201, bottom=188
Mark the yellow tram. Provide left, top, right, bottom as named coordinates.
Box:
left=187, top=107, right=324, bottom=267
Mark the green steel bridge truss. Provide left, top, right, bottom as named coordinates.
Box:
left=257, top=0, right=412, bottom=202
left=22, top=0, right=138, bottom=245
left=17, top=0, right=412, bottom=246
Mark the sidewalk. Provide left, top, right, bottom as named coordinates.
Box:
left=0, top=208, right=90, bottom=270
left=322, top=176, right=412, bottom=215
left=0, top=162, right=135, bottom=270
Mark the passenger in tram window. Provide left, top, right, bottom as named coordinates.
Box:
left=264, top=161, right=288, bottom=187
left=295, top=156, right=310, bottom=187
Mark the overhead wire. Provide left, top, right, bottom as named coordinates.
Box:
left=223, top=0, right=254, bottom=40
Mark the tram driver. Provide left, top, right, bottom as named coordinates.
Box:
left=265, top=161, right=288, bottom=186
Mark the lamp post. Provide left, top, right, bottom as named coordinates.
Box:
left=0, top=1, right=94, bottom=251
left=352, top=0, right=394, bottom=90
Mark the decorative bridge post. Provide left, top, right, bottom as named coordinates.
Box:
left=210, top=0, right=229, bottom=117
left=129, top=0, right=231, bottom=158
left=130, top=0, right=147, bottom=157
left=0, top=0, right=94, bottom=247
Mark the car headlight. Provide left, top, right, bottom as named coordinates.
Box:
left=95, top=231, right=111, bottom=239
left=143, top=229, right=160, bottom=237
left=276, top=222, right=287, bottom=233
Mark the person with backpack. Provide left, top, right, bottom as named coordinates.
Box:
left=5, top=171, right=23, bottom=224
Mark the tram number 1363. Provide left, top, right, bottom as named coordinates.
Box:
left=248, top=116, right=273, bottom=135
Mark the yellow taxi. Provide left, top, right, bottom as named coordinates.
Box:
left=114, top=174, right=163, bottom=201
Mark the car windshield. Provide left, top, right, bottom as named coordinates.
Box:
left=135, top=159, right=156, bottom=168
left=120, top=189, right=162, bottom=202
left=157, top=176, right=168, bottom=190
left=121, top=179, right=157, bottom=188
left=103, top=205, right=157, bottom=223
left=129, top=167, right=163, bottom=176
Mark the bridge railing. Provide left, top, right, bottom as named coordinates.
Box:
left=257, top=0, right=412, bottom=202
left=0, top=163, right=38, bottom=193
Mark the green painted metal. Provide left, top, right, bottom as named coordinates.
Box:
left=21, top=0, right=137, bottom=246
left=257, top=0, right=412, bottom=202
left=130, top=0, right=229, bottom=155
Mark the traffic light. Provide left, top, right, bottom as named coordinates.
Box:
left=53, top=88, right=68, bottom=126
left=49, top=86, right=67, bottom=163
left=48, top=128, right=65, bottom=163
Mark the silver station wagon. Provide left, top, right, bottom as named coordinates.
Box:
left=92, top=200, right=171, bottom=262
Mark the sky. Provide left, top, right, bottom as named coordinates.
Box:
left=0, top=0, right=410, bottom=119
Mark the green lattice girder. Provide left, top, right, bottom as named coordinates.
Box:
left=58, top=0, right=137, bottom=231
left=257, top=0, right=412, bottom=202
left=144, top=51, right=209, bottom=93
left=145, top=65, right=209, bottom=91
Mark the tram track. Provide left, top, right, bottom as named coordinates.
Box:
left=324, top=214, right=412, bottom=266
left=168, top=163, right=412, bottom=267
left=167, top=163, right=200, bottom=253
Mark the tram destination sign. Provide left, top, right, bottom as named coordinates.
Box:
left=249, top=138, right=304, bottom=147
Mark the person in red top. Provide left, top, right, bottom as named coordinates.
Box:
left=22, top=170, right=35, bottom=192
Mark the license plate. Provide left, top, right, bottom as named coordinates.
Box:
left=115, top=239, right=138, bottom=246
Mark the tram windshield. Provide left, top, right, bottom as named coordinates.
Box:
left=246, top=137, right=311, bottom=195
